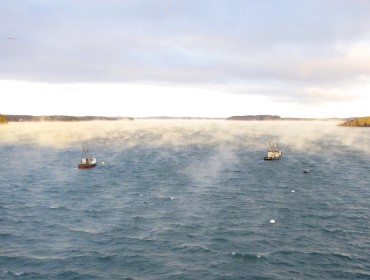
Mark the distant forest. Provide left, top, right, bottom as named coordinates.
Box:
left=340, top=116, right=370, bottom=127
left=226, top=115, right=345, bottom=121
left=4, top=115, right=134, bottom=122
left=227, top=115, right=282, bottom=121
left=1, top=114, right=363, bottom=124
left=0, top=114, right=8, bottom=124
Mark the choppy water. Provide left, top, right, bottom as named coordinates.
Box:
left=1, top=120, right=370, bottom=279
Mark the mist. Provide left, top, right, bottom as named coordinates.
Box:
left=1, top=120, right=369, bottom=154
left=1, top=119, right=369, bottom=254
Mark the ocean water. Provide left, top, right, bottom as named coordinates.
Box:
left=1, top=120, right=369, bottom=280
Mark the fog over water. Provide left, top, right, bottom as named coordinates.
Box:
left=2, top=119, right=368, bottom=188
left=1, top=120, right=370, bottom=279
left=0, top=120, right=366, bottom=148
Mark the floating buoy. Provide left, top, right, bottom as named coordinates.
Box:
left=269, top=219, right=276, bottom=224
left=303, top=169, right=310, bottom=174
left=231, top=252, right=236, bottom=256
left=291, top=190, right=295, bottom=193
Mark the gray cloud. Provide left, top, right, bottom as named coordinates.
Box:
left=2, top=0, right=370, bottom=103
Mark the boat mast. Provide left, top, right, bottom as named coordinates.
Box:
left=272, top=140, right=277, bottom=152
left=82, top=144, right=89, bottom=159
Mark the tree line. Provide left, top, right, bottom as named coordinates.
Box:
left=340, top=116, right=370, bottom=127
left=0, top=114, right=8, bottom=124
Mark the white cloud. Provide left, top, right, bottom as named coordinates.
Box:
left=2, top=1, right=370, bottom=117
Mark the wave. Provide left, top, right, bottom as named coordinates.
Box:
left=173, top=243, right=212, bottom=254
left=230, top=251, right=266, bottom=261
left=2, top=270, right=49, bottom=279
left=57, top=270, right=102, bottom=280
left=270, top=250, right=358, bottom=263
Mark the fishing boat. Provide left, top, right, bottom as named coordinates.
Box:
left=264, top=140, right=282, bottom=160
left=78, top=144, right=97, bottom=169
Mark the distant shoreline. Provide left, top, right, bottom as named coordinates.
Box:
left=339, top=116, right=370, bottom=127
left=4, top=115, right=134, bottom=122
left=226, top=115, right=348, bottom=121
left=2, top=114, right=350, bottom=122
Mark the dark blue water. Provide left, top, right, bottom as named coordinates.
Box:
left=1, top=121, right=370, bottom=279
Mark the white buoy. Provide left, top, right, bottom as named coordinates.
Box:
left=291, top=190, right=295, bottom=193
left=269, top=219, right=276, bottom=224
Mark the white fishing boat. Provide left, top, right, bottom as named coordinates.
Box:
left=264, top=140, right=282, bottom=160
left=78, top=144, right=97, bottom=169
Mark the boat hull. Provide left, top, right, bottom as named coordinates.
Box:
left=264, top=157, right=281, bottom=160
left=78, top=163, right=97, bottom=169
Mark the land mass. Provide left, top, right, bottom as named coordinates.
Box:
left=228, top=115, right=283, bottom=120
left=340, top=116, right=370, bottom=127
left=0, top=114, right=8, bottom=124
left=0, top=114, right=356, bottom=123
left=4, top=115, right=134, bottom=122
left=226, top=115, right=347, bottom=121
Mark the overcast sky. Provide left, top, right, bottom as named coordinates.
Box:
left=2, top=0, right=370, bottom=118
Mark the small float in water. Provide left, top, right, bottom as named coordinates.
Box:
left=303, top=169, right=310, bottom=174
left=78, top=144, right=97, bottom=169
left=264, top=140, right=282, bottom=160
